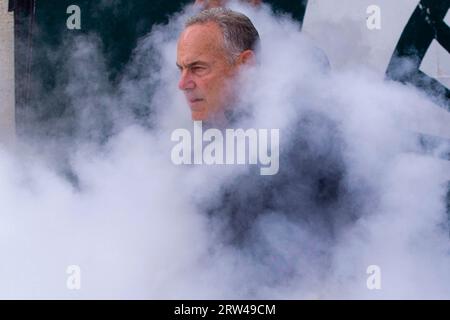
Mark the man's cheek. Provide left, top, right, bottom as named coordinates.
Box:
left=207, top=84, right=221, bottom=106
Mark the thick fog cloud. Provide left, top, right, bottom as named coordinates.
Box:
left=0, top=1, right=449, bottom=298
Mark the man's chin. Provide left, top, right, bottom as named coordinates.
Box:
left=191, top=111, right=207, bottom=121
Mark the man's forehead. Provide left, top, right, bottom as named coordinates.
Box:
left=177, top=22, right=225, bottom=59
left=180, top=21, right=222, bottom=41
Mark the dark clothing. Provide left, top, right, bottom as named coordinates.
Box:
left=205, top=110, right=358, bottom=246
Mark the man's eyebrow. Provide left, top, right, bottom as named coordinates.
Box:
left=176, top=61, right=208, bottom=69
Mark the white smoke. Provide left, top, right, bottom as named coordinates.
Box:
left=0, top=1, right=449, bottom=299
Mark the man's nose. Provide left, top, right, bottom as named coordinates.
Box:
left=178, top=71, right=195, bottom=91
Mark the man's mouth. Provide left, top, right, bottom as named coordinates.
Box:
left=188, top=98, right=204, bottom=110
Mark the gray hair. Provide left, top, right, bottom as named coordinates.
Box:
left=185, top=8, right=260, bottom=63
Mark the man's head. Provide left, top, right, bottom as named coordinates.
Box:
left=176, top=8, right=260, bottom=122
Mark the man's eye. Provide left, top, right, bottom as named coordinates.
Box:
left=192, top=66, right=207, bottom=74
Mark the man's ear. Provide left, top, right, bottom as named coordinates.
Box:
left=237, top=50, right=255, bottom=65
